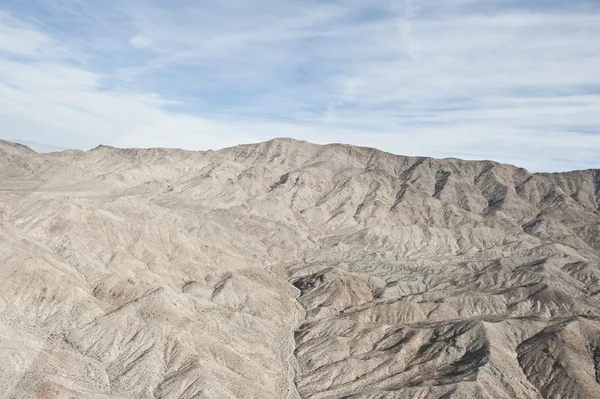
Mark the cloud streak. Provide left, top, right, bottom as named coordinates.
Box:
left=0, top=0, right=599, bottom=171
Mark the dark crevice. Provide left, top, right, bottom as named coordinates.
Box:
left=594, top=346, right=600, bottom=384
left=433, top=170, right=451, bottom=199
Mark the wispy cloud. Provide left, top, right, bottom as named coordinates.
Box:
left=0, top=0, right=599, bottom=171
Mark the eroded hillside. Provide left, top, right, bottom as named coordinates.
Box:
left=0, top=138, right=599, bottom=398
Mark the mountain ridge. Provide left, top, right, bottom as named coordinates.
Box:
left=4, top=137, right=598, bottom=174
left=0, top=138, right=599, bottom=398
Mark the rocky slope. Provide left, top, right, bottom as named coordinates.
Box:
left=0, top=138, right=598, bottom=398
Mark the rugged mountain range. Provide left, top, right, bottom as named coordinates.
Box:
left=0, top=138, right=599, bottom=398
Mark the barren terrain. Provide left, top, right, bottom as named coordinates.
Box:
left=0, top=138, right=599, bottom=398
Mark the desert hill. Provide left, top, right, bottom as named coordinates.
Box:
left=0, top=138, right=598, bottom=398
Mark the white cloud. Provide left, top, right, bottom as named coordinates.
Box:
left=0, top=61, right=253, bottom=150
left=0, top=1, right=599, bottom=171
left=129, top=35, right=151, bottom=49
left=0, top=12, right=53, bottom=56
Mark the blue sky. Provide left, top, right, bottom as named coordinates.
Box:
left=0, top=0, right=599, bottom=171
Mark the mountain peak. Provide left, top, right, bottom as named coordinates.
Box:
left=1, top=137, right=599, bottom=398
left=0, top=139, right=38, bottom=155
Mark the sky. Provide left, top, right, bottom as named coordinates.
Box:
left=0, top=0, right=599, bottom=172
